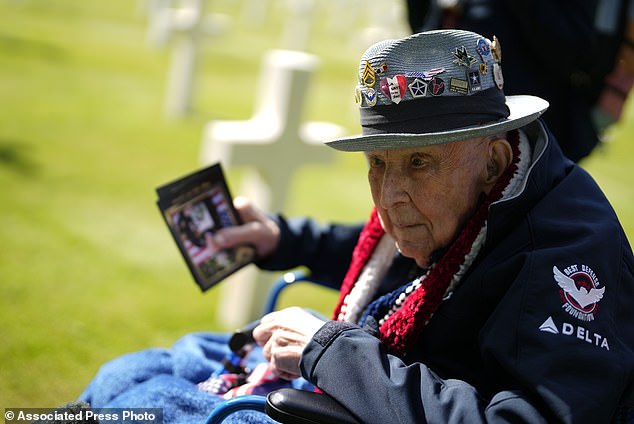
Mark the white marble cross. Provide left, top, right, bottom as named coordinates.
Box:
left=146, top=0, right=230, bottom=117
left=200, top=49, right=347, bottom=326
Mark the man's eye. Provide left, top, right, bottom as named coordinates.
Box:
left=369, top=157, right=384, bottom=167
left=411, top=156, right=427, bottom=168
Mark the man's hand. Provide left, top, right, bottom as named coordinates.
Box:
left=211, top=196, right=280, bottom=259
left=253, top=307, right=326, bottom=380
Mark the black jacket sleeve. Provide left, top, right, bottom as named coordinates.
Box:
left=255, top=214, right=363, bottom=289
left=300, top=322, right=548, bottom=423
left=299, top=223, right=634, bottom=423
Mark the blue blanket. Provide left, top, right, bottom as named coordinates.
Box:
left=79, top=332, right=313, bottom=424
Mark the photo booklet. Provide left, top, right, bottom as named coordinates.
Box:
left=156, top=163, right=256, bottom=291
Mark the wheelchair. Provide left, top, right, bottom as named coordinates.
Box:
left=205, top=271, right=360, bottom=424
left=205, top=271, right=634, bottom=424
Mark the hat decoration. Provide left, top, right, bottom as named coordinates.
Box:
left=327, top=30, right=548, bottom=152
left=354, top=30, right=504, bottom=110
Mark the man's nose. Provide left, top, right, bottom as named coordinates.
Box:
left=380, top=167, right=409, bottom=208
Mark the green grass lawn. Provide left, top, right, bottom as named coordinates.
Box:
left=0, top=0, right=632, bottom=409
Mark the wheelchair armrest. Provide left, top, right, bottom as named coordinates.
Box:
left=262, top=271, right=333, bottom=315
left=265, top=388, right=360, bottom=424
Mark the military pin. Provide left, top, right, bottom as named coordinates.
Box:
left=376, top=63, right=388, bottom=75
left=362, top=61, right=376, bottom=88
left=363, top=88, right=378, bottom=106
left=354, top=86, right=362, bottom=105
left=476, top=38, right=491, bottom=61
left=406, top=67, right=445, bottom=79
left=449, top=77, right=469, bottom=95
left=491, top=35, right=502, bottom=63
left=408, top=78, right=428, bottom=98
left=429, top=77, right=445, bottom=96
left=493, top=63, right=504, bottom=89
left=479, top=63, right=488, bottom=75
left=467, top=70, right=482, bottom=92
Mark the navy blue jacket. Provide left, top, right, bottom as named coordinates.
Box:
left=260, top=121, right=634, bottom=423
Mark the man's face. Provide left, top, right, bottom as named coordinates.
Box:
left=366, top=138, right=490, bottom=268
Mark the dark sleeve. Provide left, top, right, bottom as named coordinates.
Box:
left=502, top=0, right=598, bottom=75
left=405, top=0, right=434, bottom=32
left=255, top=214, right=363, bottom=289
left=300, top=322, right=548, bottom=423
left=300, top=238, right=634, bottom=423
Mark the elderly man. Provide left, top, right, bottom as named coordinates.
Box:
left=81, top=30, right=634, bottom=423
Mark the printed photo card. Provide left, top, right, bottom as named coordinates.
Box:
left=156, top=163, right=255, bottom=291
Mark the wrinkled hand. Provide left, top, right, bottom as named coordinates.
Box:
left=253, top=307, right=326, bottom=380
left=211, top=196, right=280, bottom=259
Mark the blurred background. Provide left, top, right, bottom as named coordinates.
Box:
left=0, top=0, right=632, bottom=408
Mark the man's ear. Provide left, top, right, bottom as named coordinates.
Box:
left=483, top=138, right=513, bottom=190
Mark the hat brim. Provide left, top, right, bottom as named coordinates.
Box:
left=326, top=95, right=549, bottom=152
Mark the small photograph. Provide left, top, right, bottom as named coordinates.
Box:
left=157, top=164, right=255, bottom=291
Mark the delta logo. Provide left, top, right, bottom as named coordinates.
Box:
left=539, top=316, right=610, bottom=351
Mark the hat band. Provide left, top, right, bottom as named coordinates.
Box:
left=360, top=88, right=509, bottom=135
